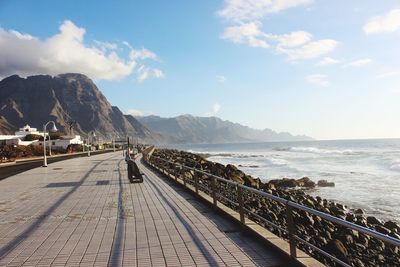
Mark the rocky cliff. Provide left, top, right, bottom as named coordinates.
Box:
left=0, top=73, right=163, bottom=143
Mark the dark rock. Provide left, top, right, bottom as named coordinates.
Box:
left=375, top=225, right=391, bottom=235
left=317, top=179, right=335, bottom=187
left=323, top=239, right=349, bottom=263
left=384, top=221, right=400, bottom=231
left=367, top=216, right=382, bottom=226
left=353, top=258, right=365, bottom=267
left=269, top=178, right=297, bottom=188
left=354, top=208, right=364, bottom=215
left=297, top=177, right=316, bottom=188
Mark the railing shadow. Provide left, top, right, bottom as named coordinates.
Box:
left=144, top=171, right=221, bottom=266
left=141, top=158, right=285, bottom=266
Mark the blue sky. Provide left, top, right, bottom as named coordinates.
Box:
left=1, top=0, right=400, bottom=140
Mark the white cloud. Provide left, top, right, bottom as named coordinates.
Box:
left=218, top=0, right=312, bottom=22
left=93, top=40, right=118, bottom=51
left=318, top=57, right=340, bottom=66
left=126, top=108, right=144, bottom=117
left=216, top=75, right=227, bottom=82
left=363, top=9, right=400, bottom=34
left=268, top=31, right=311, bottom=47
left=305, top=74, right=329, bottom=87
left=129, top=47, right=158, bottom=61
left=207, top=103, right=221, bottom=116
left=376, top=70, right=400, bottom=79
left=220, top=22, right=269, bottom=48
left=137, top=65, right=164, bottom=82
left=344, top=58, right=372, bottom=68
left=0, top=20, right=163, bottom=81
left=221, top=23, right=337, bottom=60
left=277, top=39, right=337, bottom=61
left=9, top=30, right=34, bottom=40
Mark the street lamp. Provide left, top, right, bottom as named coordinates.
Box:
left=43, top=121, right=58, bottom=167
left=87, top=131, right=96, bottom=156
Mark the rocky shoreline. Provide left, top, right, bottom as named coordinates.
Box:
left=148, top=148, right=400, bottom=267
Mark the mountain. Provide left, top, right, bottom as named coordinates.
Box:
left=0, top=73, right=164, bottom=143
left=137, top=114, right=313, bottom=144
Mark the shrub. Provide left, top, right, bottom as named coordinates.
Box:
left=24, top=134, right=42, bottom=141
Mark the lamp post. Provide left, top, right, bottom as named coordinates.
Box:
left=87, top=131, right=96, bottom=156
left=43, top=121, right=58, bottom=167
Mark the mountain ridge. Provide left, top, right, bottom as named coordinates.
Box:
left=137, top=114, right=313, bottom=144
left=0, top=73, right=312, bottom=144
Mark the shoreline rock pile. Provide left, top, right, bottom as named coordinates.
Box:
left=147, top=148, right=400, bottom=267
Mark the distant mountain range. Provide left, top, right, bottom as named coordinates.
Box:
left=137, top=115, right=313, bottom=143
left=0, top=73, right=312, bottom=144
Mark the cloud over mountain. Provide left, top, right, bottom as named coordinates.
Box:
left=0, top=20, right=163, bottom=81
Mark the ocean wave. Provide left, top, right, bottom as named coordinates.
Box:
left=267, top=158, right=287, bottom=166
left=189, top=150, right=265, bottom=158
left=390, top=160, right=400, bottom=172
left=275, top=146, right=355, bottom=155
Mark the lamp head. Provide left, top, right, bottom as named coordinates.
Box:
left=92, top=132, right=96, bottom=137
left=50, top=124, right=58, bottom=132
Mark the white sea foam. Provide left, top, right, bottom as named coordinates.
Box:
left=286, top=146, right=355, bottom=155
left=389, top=160, right=400, bottom=171
left=267, top=158, right=287, bottom=166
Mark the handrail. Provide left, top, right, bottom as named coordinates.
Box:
left=148, top=155, right=400, bottom=266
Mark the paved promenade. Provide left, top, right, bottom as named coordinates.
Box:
left=0, top=152, right=288, bottom=266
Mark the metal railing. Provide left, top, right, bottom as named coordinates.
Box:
left=147, top=155, right=400, bottom=267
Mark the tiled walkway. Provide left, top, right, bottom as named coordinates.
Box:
left=0, top=152, right=287, bottom=266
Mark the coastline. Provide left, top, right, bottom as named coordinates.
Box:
left=172, top=139, right=400, bottom=224
left=149, top=148, right=400, bottom=266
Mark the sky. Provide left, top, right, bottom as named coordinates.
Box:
left=1, top=0, right=400, bottom=140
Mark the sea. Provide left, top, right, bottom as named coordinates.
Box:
left=165, top=139, right=400, bottom=222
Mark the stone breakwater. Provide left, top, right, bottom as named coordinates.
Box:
left=147, top=149, right=400, bottom=267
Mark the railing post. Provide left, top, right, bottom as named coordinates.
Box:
left=183, top=171, right=187, bottom=187
left=212, top=176, right=217, bottom=206
left=194, top=173, right=199, bottom=194
left=286, top=203, right=297, bottom=258
left=237, top=185, right=245, bottom=224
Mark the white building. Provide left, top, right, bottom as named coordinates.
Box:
left=14, top=125, right=44, bottom=137
left=35, top=135, right=83, bottom=149
left=1, top=124, right=83, bottom=149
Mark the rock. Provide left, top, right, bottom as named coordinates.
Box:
left=367, top=216, right=383, bottom=226
left=297, top=177, right=316, bottom=187
left=243, top=175, right=260, bottom=189
left=269, top=178, right=297, bottom=188
left=317, top=179, right=335, bottom=187
left=354, top=208, right=364, bottom=215
left=375, top=225, right=391, bottom=235
left=323, top=239, right=349, bottom=263
left=384, top=221, right=399, bottom=231
left=389, top=232, right=400, bottom=240
left=353, top=258, right=365, bottom=267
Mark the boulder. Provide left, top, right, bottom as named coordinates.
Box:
left=297, top=177, right=316, bottom=188
left=367, top=216, right=383, bottom=226
left=243, top=175, right=261, bottom=189
left=384, top=221, right=399, bottom=231
left=269, top=178, right=297, bottom=188
left=323, top=239, right=349, bottom=263
left=317, top=179, right=335, bottom=187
